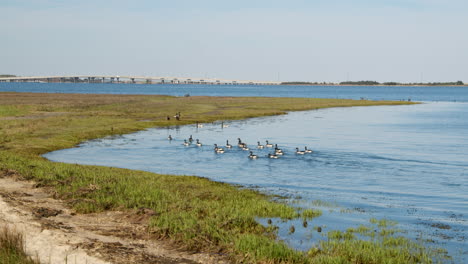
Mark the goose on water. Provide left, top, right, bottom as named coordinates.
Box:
left=295, top=147, right=305, bottom=155
left=237, top=138, right=246, bottom=148
left=214, top=144, right=225, bottom=153
left=196, top=139, right=202, bottom=147
left=226, top=140, right=233, bottom=149
left=248, top=151, right=258, bottom=159
left=257, top=141, right=264, bottom=149
left=183, top=140, right=190, bottom=146
left=268, top=153, right=279, bottom=159
left=274, top=144, right=283, bottom=154
left=168, top=135, right=173, bottom=141
left=188, top=135, right=193, bottom=143
left=265, top=140, right=273, bottom=148
left=304, top=146, right=313, bottom=153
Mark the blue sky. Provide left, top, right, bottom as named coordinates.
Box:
left=1, top=0, right=467, bottom=82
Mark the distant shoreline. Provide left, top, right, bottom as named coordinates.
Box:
left=280, top=83, right=468, bottom=87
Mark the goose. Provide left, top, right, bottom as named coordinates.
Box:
left=242, top=145, right=250, bottom=151
left=167, top=135, right=173, bottom=141
left=196, top=122, right=203, bottom=128
left=268, top=153, right=279, bottom=159
left=265, top=140, right=273, bottom=148
left=183, top=140, right=190, bottom=146
left=237, top=138, right=245, bottom=148
left=274, top=144, right=283, bottom=154
left=188, top=135, right=193, bottom=143
left=304, top=146, right=313, bottom=153
left=221, top=122, right=229, bottom=128
left=226, top=140, right=233, bottom=149
left=295, top=147, right=305, bottom=155
left=257, top=141, right=264, bottom=149
left=214, top=144, right=225, bottom=153
left=248, top=151, right=258, bottom=159
left=196, top=139, right=202, bottom=147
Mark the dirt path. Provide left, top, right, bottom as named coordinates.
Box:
left=0, top=171, right=229, bottom=264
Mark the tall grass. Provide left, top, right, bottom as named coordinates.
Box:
left=0, top=92, right=437, bottom=263
left=0, top=227, right=38, bottom=264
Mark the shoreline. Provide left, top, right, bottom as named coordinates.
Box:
left=0, top=92, right=441, bottom=263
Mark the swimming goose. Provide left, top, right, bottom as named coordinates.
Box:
left=257, top=141, right=264, bottom=149
left=196, top=139, right=202, bottom=147
left=167, top=135, right=173, bottom=141
left=304, top=146, right=313, bottom=153
left=274, top=144, right=283, bottom=155
left=265, top=140, right=273, bottom=148
left=248, top=151, right=258, bottom=159
left=183, top=140, right=190, bottom=146
left=188, top=135, right=193, bottom=143
left=214, top=144, right=225, bottom=153
left=295, top=147, right=305, bottom=155
left=226, top=140, right=233, bottom=149
left=268, top=153, right=279, bottom=159
left=242, top=145, right=250, bottom=151
left=237, top=138, right=245, bottom=148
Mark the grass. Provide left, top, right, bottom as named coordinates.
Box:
left=0, top=227, right=39, bottom=264
left=310, top=219, right=449, bottom=264
left=0, top=92, right=441, bottom=263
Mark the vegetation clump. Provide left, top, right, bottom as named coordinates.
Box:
left=0, top=227, right=39, bottom=264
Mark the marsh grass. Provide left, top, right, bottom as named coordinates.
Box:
left=0, top=227, right=39, bottom=264
left=0, top=92, right=437, bottom=263
left=312, top=219, right=448, bottom=264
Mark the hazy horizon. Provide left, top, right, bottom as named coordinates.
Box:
left=2, top=0, right=467, bottom=83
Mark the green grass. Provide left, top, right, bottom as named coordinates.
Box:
left=0, top=92, right=441, bottom=263
left=0, top=227, right=39, bottom=264
left=311, top=218, right=449, bottom=264
left=0, top=105, right=29, bottom=117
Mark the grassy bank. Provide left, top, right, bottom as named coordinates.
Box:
left=0, top=92, right=439, bottom=263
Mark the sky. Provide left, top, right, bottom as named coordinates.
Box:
left=1, top=0, right=467, bottom=82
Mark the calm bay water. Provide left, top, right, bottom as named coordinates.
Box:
left=1, top=82, right=468, bottom=102
left=4, top=82, right=466, bottom=262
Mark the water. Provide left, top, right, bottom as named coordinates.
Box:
left=44, top=102, right=468, bottom=263
left=1, top=82, right=468, bottom=102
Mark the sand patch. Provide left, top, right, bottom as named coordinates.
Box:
left=0, top=173, right=229, bottom=264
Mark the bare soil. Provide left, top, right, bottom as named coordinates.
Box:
left=0, top=170, right=230, bottom=264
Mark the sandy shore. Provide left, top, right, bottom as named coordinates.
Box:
left=0, top=170, right=229, bottom=264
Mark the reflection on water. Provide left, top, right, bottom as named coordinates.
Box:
left=45, top=102, right=468, bottom=262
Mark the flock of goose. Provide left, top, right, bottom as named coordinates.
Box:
left=167, top=135, right=313, bottom=159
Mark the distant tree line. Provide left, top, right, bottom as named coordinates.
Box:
left=386, top=81, right=465, bottom=86
left=339, top=80, right=380, bottom=85
left=281, top=81, right=335, bottom=85
left=340, top=80, right=465, bottom=86
left=0, top=74, right=16, bottom=78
